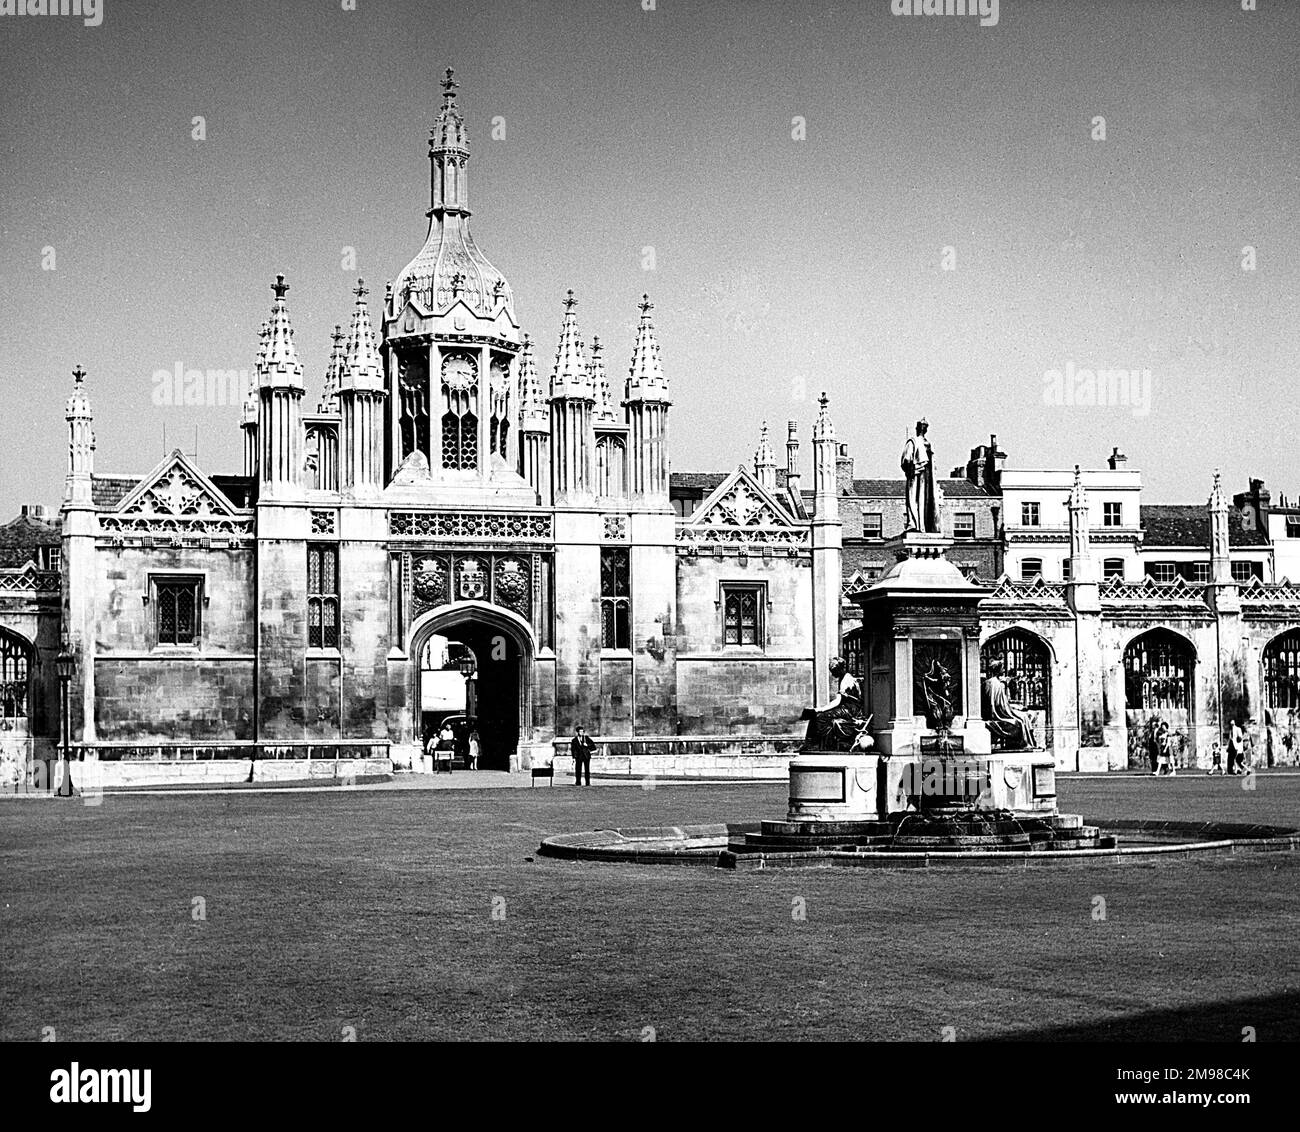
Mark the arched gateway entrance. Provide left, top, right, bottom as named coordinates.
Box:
left=410, top=603, right=533, bottom=772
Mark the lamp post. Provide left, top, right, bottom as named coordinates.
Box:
left=457, top=653, right=477, bottom=724
left=54, top=646, right=75, bottom=797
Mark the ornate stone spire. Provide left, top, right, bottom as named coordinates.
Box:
left=339, top=279, right=384, bottom=391
left=318, top=324, right=346, bottom=412
left=625, top=293, right=669, bottom=402
left=261, top=274, right=304, bottom=390
left=813, top=391, right=834, bottom=441
left=429, top=67, right=470, bottom=218
left=65, top=363, right=91, bottom=421
left=65, top=365, right=95, bottom=504
left=517, top=335, right=547, bottom=428
left=390, top=69, right=517, bottom=331
left=1209, top=468, right=1231, bottom=582
left=1068, top=463, right=1095, bottom=582
left=244, top=321, right=268, bottom=425
left=550, top=290, right=591, bottom=401
left=754, top=421, right=777, bottom=490
left=591, top=335, right=617, bottom=423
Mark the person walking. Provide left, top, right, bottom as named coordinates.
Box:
left=1227, top=719, right=1246, bottom=775
left=1207, top=740, right=1224, bottom=775
left=570, top=726, right=596, bottom=787
left=1155, top=720, right=1174, bottom=776
left=467, top=729, right=480, bottom=771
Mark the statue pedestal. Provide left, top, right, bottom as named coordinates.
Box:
left=787, top=753, right=880, bottom=821
left=839, top=532, right=1060, bottom=819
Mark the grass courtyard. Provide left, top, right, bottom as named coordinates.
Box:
left=2, top=773, right=1298, bottom=1042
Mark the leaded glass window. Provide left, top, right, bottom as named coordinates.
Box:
left=0, top=630, right=31, bottom=729
left=155, top=577, right=202, bottom=646
left=308, top=544, right=339, bottom=649
left=723, top=586, right=763, bottom=646
left=600, top=548, right=630, bottom=650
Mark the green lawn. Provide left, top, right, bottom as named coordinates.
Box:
left=2, top=774, right=1298, bottom=1041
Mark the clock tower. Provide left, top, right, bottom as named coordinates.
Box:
left=382, top=70, right=533, bottom=506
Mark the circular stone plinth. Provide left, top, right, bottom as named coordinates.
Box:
left=537, top=819, right=1300, bottom=869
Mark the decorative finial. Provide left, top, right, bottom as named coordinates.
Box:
left=72, top=364, right=86, bottom=384
left=450, top=272, right=465, bottom=297
left=564, top=289, right=577, bottom=310
left=353, top=278, right=369, bottom=300
left=639, top=293, right=653, bottom=314
left=385, top=280, right=393, bottom=300
left=333, top=323, right=345, bottom=342
left=591, top=335, right=602, bottom=355
left=441, top=68, right=458, bottom=102
left=271, top=274, right=289, bottom=301
left=819, top=391, right=829, bottom=409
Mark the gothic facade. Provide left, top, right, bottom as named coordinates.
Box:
left=5, top=75, right=841, bottom=783
left=2, top=74, right=1299, bottom=786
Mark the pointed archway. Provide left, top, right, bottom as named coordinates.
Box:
left=409, top=602, right=534, bottom=771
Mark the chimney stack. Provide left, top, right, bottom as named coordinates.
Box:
left=785, top=420, right=801, bottom=495
left=1107, top=446, right=1127, bottom=470
left=835, top=441, right=854, bottom=494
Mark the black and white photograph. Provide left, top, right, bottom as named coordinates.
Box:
left=0, top=0, right=1296, bottom=1108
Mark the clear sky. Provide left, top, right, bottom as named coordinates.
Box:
left=1, top=0, right=1296, bottom=518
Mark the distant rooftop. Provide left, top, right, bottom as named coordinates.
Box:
left=1141, top=504, right=1269, bottom=549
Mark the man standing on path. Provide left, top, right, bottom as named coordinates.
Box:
left=570, top=726, right=596, bottom=787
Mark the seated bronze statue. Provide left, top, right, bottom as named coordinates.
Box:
left=983, top=658, right=1037, bottom=750
left=801, top=658, right=873, bottom=752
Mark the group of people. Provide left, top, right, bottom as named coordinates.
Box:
left=424, top=721, right=480, bottom=773
left=1207, top=719, right=1255, bottom=776
left=1148, top=716, right=1255, bottom=776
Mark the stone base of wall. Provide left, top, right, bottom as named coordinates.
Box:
left=69, top=757, right=394, bottom=789
left=546, top=735, right=802, bottom=779
left=45, top=742, right=393, bottom=789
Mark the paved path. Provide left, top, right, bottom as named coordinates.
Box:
left=7, top=767, right=1298, bottom=800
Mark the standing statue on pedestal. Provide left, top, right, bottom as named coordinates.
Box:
left=901, top=419, right=939, bottom=534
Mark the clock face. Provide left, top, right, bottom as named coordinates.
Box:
left=441, top=353, right=477, bottom=392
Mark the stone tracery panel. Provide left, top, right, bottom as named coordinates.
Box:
left=390, top=511, right=552, bottom=540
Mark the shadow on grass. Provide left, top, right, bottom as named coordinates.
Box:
left=989, top=990, right=1300, bottom=1041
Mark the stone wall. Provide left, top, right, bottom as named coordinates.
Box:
left=93, top=542, right=255, bottom=741
left=339, top=531, right=390, bottom=738
left=674, top=551, right=812, bottom=734
left=256, top=534, right=309, bottom=739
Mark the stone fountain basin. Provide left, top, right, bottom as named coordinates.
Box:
left=537, top=820, right=1300, bottom=869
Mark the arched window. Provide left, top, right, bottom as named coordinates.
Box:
left=397, top=352, right=430, bottom=461
left=0, top=630, right=32, bottom=735
left=843, top=627, right=865, bottom=680
left=1124, top=630, right=1193, bottom=710
left=982, top=630, right=1050, bottom=711
left=1264, top=630, right=1300, bottom=711
left=596, top=436, right=626, bottom=498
